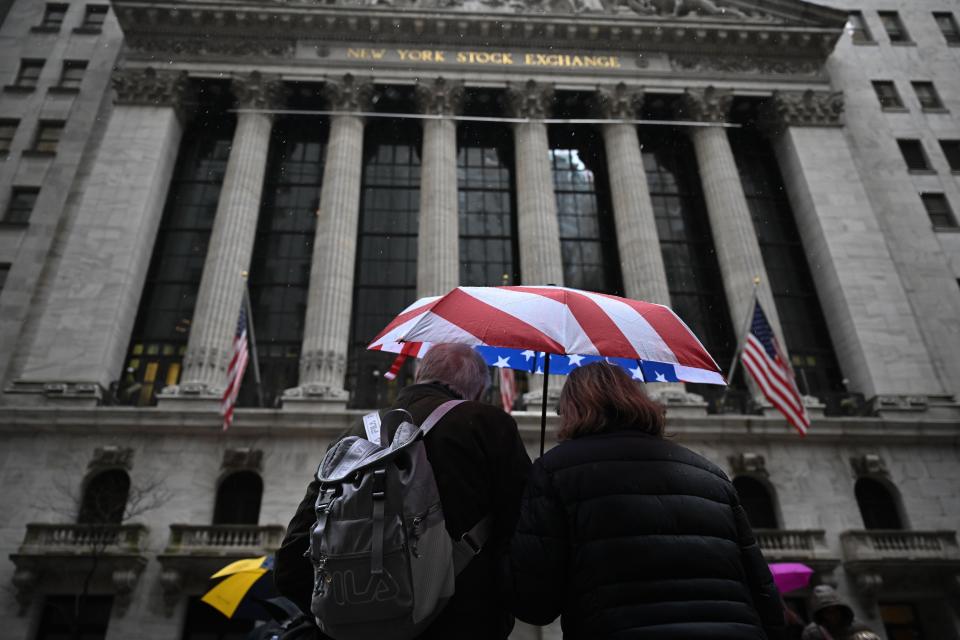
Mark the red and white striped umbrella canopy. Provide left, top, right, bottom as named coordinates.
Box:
left=368, top=285, right=724, bottom=385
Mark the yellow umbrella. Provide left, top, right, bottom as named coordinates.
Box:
left=202, top=555, right=275, bottom=619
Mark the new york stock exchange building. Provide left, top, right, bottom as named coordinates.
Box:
left=1, top=0, right=960, bottom=635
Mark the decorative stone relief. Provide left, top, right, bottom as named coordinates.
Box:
left=158, top=569, right=182, bottom=616
left=595, top=83, right=643, bottom=120
left=222, top=448, right=263, bottom=472
left=760, top=89, right=844, bottom=134
left=678, top=86, right=733, bottom=123
left=233, top=71, right=286, bottom=111
left=126, top=36, right=294, bottom=59
left=89, top=446, right=134, bottom=472
left=112, top=67, right=190, bottom=111
left=506, top=79, right=555, bottom=119
left=670, top=55, right=821, bottom=76
left=415, top=77, right=466, bottom=116
left=291, top=349, right=348, bottom=397
left=112, top=567, right=144, bottom=616
left=850, top=453, right=888, bottom=478
left=323, top=74, right=375, bottom=112
left=11, top=568, right=37, bottom=615
left=730, top=452, right=768, bottom=476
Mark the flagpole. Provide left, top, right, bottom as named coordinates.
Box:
left=719, top=278, right=760, bottom=410
left=241, top=272, right=265, bottom=408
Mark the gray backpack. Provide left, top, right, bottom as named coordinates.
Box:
left=309, top=400, right=492, bottom=640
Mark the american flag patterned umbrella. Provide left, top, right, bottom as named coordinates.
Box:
left=368, top=285, right=725, bottom=454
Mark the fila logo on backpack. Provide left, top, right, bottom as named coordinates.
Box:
left=309, top=400, right=492, bottom=640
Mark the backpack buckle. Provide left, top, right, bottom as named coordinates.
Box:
left=317, top=487, right=336, bottom=511
left=371, top=469, right=386, bottom=500
left=460, top=530, right=483, bottom=555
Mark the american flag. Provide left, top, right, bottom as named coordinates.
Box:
left=499, top=368, right=516, bottom=413
left=220, top=305, right=249, bottom=431
left=741, top=302, right=809, bottom=435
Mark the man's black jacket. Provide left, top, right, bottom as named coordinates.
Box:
left=274, top=383, right=532, bottom=640
left=505, top=429, right=785, bottom=640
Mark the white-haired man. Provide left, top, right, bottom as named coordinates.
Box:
left=275, top=343, right=532, bottom=639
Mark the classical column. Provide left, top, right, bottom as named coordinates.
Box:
left=507, top=80, right=564, bottom=287
left=761, top=90, right=950, bottom=416
left=680, top=87, right=785, bottom=355
left=598, top=84, right=705, bottom=415
left=163, top=72, right=283, bottom=402
left=596, top=83, right=670, bottom=306
left=284, top=75, right=373, bottom=409
left=415, top=77, right=464, bottom=298
left=11, top=67, right=189, bottom=405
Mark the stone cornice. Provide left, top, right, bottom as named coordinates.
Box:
left=678, top=85, right=733, bottom=122
left=322, top=73, right=374, bottom=111
left=760, top=89, right=844, bottom=132
left=112, top=66, right=190, bottom=111
left=232, top=71, right=286, bottom=110
left=1, top=406, right=958, bottom=446
left=506, top=79, right=555, bottom=118
left=112, top=0, right=843, bottom=65
left=415, top=77, right=466, bottom=116
left=595, top=82, right=643, bottom=119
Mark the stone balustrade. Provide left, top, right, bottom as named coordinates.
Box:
left=841, top=530, right=960, bottom=564
left=165, top=524, right=285, bottom=555
left=755, top=528, right=839, bottom=569
left=18, top=523, right=148, bottom=554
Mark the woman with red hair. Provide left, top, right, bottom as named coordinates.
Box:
left=505, top=362, right=785, bottom=639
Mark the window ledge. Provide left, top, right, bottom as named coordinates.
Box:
left=933, top=225, right=960, bottom=233
left=907, top=169, right=936, bottom=175
left=3, top=85, right=36, bottom=94
left=72, top=26, right=103, bottom=35
left=0, top=221, right=29, bottom=229
left=30, top=25, right=61, bottom=34
left=20, top=150, right=55, bottom=158
left=47, top=86, right=80, bottom=95
left=921, top=107, right=950, bottom=114
left=853, top=40, right=879, bottom=46
left=890, top=40, right=916, bottom=46
left=881, top=107, right=909, bottom=113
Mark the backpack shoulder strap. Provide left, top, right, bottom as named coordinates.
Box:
left=420, top=399, right=465, bottom=436
left=452, top=514, right=494, bottom=575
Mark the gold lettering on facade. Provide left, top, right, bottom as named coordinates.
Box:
left=455, top=51, right=514, bottom=65
left=343, top=47, right=620, bottom=68
left=397, top=49, right=446, bottom=62
left=347, top=48, right=387, bottom=60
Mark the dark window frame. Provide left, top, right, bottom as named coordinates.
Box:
left=855, top=476, right=906, bottom=530
left=212, top=470, right=263, bottom=525
left=35, top=3, right=68, bottom=31
left=896, top=139, right=932, bottom=172
left=733, top=476, right=780, bottom=529
left=3, top=187, right=39, bottom=225
left=55, top=60, right=88, bottom=91
left=912, top=81, right=946, bottom=111
left=933, top=12, right=960, bottom=45
left=12, top=59, right=44, bottom=90
left=76, top=3, right=108, bottom=32
left=921, top=192, right=957, bottom=228
left=0, top=263, right=10, bottom=293
left=846, top=11, right=874, bottom=44
left=940, top=140, right=960, bottom=172
left=36, top=595, right=113, bottom=640
left=0, top=118, right=17, bottom=155
left=878, top=10, right=912, bottom=43
left=872, top=80, right=905, bottom=110
left=78, top=468, right=131, bottom=524
left=31, top=120, right=65, bottom=154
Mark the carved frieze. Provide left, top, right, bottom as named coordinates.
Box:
left=89, top=446, right=134, bottom=471
left=112, top=67, right=190, bottom=110
left=670, top=55, right=822, bottom=76
left=233, top=72, right=286, bottom=110
left=678, top=86, right=732, bottom=123
left=595, top=82, right=643, bottom=120
left=506, top=79, right=555, bottom=119
left=850, top=453, right=888, bottom=478
left=761, top=89, right=844, bottom=132
left=126, top=36, right=294, bottom=59
left=415, top=77, right=466, bottom=115
left=323, top=74, right=375, bottom=112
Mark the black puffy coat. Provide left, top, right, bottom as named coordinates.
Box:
left=275, top=383, right=532, bottom=640
left=505, top=429, right=785, bottom=639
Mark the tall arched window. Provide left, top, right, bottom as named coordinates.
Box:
left=733, top=476, right=779, bottom=529
left=78, top=469, right=131, bottom=524
left=213, top=471, right=263, bottom=525
left=855, top=477, right=904, bottom=530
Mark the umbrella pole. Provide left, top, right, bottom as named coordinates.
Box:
left=540, top=353, right=550, bottom=457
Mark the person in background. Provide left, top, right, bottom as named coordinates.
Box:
left=505, top=361, right=785, bottom=639
left=802, top=586, right=880, bottom=640
left=275, top=343, right=532, bottom=640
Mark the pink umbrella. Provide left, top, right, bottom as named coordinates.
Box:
left=769, top=562, right=814, bottom=594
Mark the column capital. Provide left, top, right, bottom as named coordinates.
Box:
left=111, top=66, right=190, bottom=111
left=595, top=82, right=643, bottom=120
left=678, top=86, right=733, bottom=123
left=415, top=77, right=465, bottom=116
left=323, top=73, right=374, bottom=112
left=759, top=89, right=844, bottom=135
left=232, top=71, right=285, bottom=111
left=506, top=79, right=555, bottom=119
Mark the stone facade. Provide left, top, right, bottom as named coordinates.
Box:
left=0, top=0, right=959, bottom=638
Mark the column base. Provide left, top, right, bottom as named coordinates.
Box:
left=156, top=382, right=222, bottom=411
left=648, top=385, right=709, bottom=418
left=282, top=383, right=349, bottom=412
left=4, top=380, right=104, bottom=407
